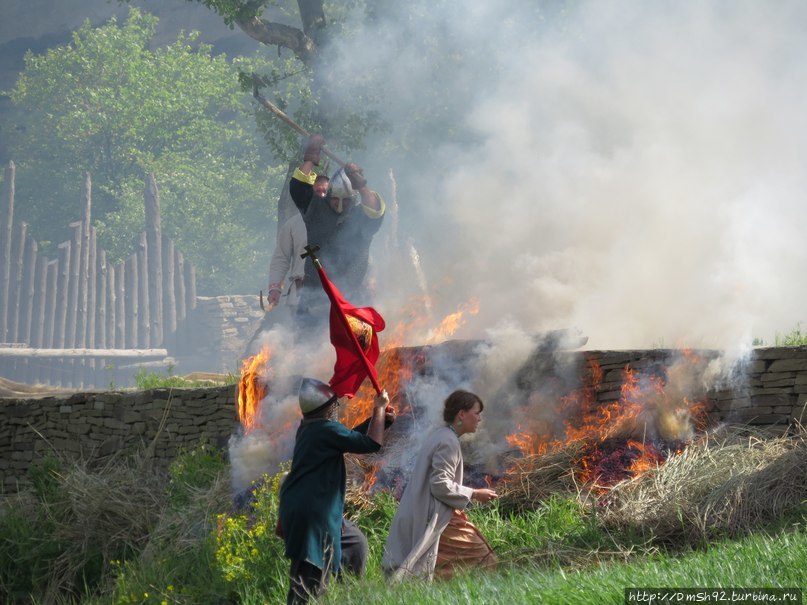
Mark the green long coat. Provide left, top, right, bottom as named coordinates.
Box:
left=279, top=417, right=381, bottom=572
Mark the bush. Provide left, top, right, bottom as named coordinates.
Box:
left=214, top=472, right=289, bottom=602
left=167, top=442, right=228, bottom=510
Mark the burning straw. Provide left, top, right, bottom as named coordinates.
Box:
left=495, top=443, right=587, bottom=515
left=600, top=424, right=807, bottom=545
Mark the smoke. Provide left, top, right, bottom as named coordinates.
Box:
left=229, top=321, right=334, bottom=494
left=327, top=0, right=807, bottom=352
left=236, top=1, right=807, bottom=495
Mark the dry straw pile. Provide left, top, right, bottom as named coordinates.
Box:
left=600, top=425, right=807, bottom=544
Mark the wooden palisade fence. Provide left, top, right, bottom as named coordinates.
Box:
left=0, top=161, right=197, bottom=388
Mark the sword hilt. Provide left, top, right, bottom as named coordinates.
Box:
left=301, top=244, right=321, bottom=268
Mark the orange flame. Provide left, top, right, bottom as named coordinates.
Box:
left=237, top=348, right=270, bottom=433
left=341, top=347, right=416, bottom=430
left=425, top=297, right=480, bottom=344
left=338, top=296, right=479, bottom=432
left=339, top=296, right=480, bottom=490
left=503, top=355, right=710, bottom=488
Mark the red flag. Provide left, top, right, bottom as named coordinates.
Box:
left=315, top=264, right=385, bottom=398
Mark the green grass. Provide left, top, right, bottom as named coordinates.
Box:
left=754, top=322, right=807, bottom=347
left=132, top=365, right=238, bottom=390
left=2, top=445, right=805, bottom=604
left=321, top=529, right=807, bottom=604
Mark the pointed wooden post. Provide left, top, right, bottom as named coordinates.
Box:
left=115, top=261, right=126, bottom=348
left=162, top=235, right=176, bottom=350
left=125, top=255, right=138, bottom=349
left=31, top=254, right=48, bottom=348
left=18, top=236, right=37, bottom=345
left=66, top=222, right=82, bottom=347
left=55, top=241, right=71, bottom=348
left=43, top=260, right=57, bottom=348
left=137, top=231, right=150, bottom=348
left=8, top=222, right=27, bottom=342
left=86, top=225, right=97, bottom=347
left=145, top=174, right=163, bottom=346
left=76, top=173, right=92, bottom=348
left=97, top=249, right=107, bottom=348
left=0, top=161, right=14, bottom=342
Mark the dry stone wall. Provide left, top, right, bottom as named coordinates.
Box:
left=175, top=295, right=265, bottom=374
left=1, top=385, right=238, bottom=492
left=514, top=346, right=807, bottom=429
left=2, top=345, right=806, bottom=492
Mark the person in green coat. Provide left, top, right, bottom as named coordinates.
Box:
left=279, top=377, right=390, bottom=604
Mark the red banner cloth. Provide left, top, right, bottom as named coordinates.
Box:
left=315, top=265, right=385, bottom=397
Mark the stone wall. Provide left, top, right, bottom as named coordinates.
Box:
left=2, top=344, right=806, bottom=492
left=0, top=385, right=238, bottom=492
left=174, top=295, right=265, bottom=375
left=706, top=347, right=807, bottom=426
left=512, top=346, right=807, bottom=429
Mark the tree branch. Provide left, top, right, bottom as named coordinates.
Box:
left=235, top=16, right=319, bottom=65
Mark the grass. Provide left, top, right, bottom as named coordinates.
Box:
left=132, top=365, right=238, bottom=390
left=753, top=322, right=807, bottom=347
left=322, top=527, right=807, bottom=604
left=1, top=433, right=805, bottom=604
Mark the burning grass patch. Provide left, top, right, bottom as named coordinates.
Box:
left=599, top=424, right=807, bottom=545
left=494, top=444, right=586, bottom=515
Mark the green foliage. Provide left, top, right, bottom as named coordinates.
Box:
left=167, top=441, right=228, bottom=509
left=320, top=528, right=807, bottom=604
left=132, top=365, right=238, bottom=389
left=4, top=6, right=282, bottom=294
left=0, top=491, right=64, bottom=602
left=753, top=322, right=807, bottom=347
left=27, top=451, right=65, bottom=504
left=4, top=453, right=806, bottom=604
left=191, top=0, right=270, bottom=27
left=775, top=322, right=807, bottom=346
left=214, top=471, right=289, bottom=602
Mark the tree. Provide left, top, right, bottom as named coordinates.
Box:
left=5, top=6, right=283, bottom=294
left=181, top=0, right=512, bottom=163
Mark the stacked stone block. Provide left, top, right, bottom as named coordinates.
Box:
left=1, top=385, right=238, bottom=492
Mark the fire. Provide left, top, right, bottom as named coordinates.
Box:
left=237, top=347, right=271, bottom=433
left=505, top=431, right=549, bottom=456
left=339, top=297, right=479, bottom=431
left=341, top=347, right=416, bottom=430
left=340, top=296, right=479, bottom=491
left=504, top=355, right=710, bottom=489
left=425, top=297, right=480, bottom=344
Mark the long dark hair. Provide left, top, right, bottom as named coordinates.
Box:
left=443, top=390, right=484, bottom=423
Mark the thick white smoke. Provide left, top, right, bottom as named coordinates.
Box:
left=337, top=0, right=807, bottom=353
left=237, top=1, right=807, bottom=493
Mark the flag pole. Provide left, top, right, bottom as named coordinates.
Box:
left=302, top=245, right=382, bottom=395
